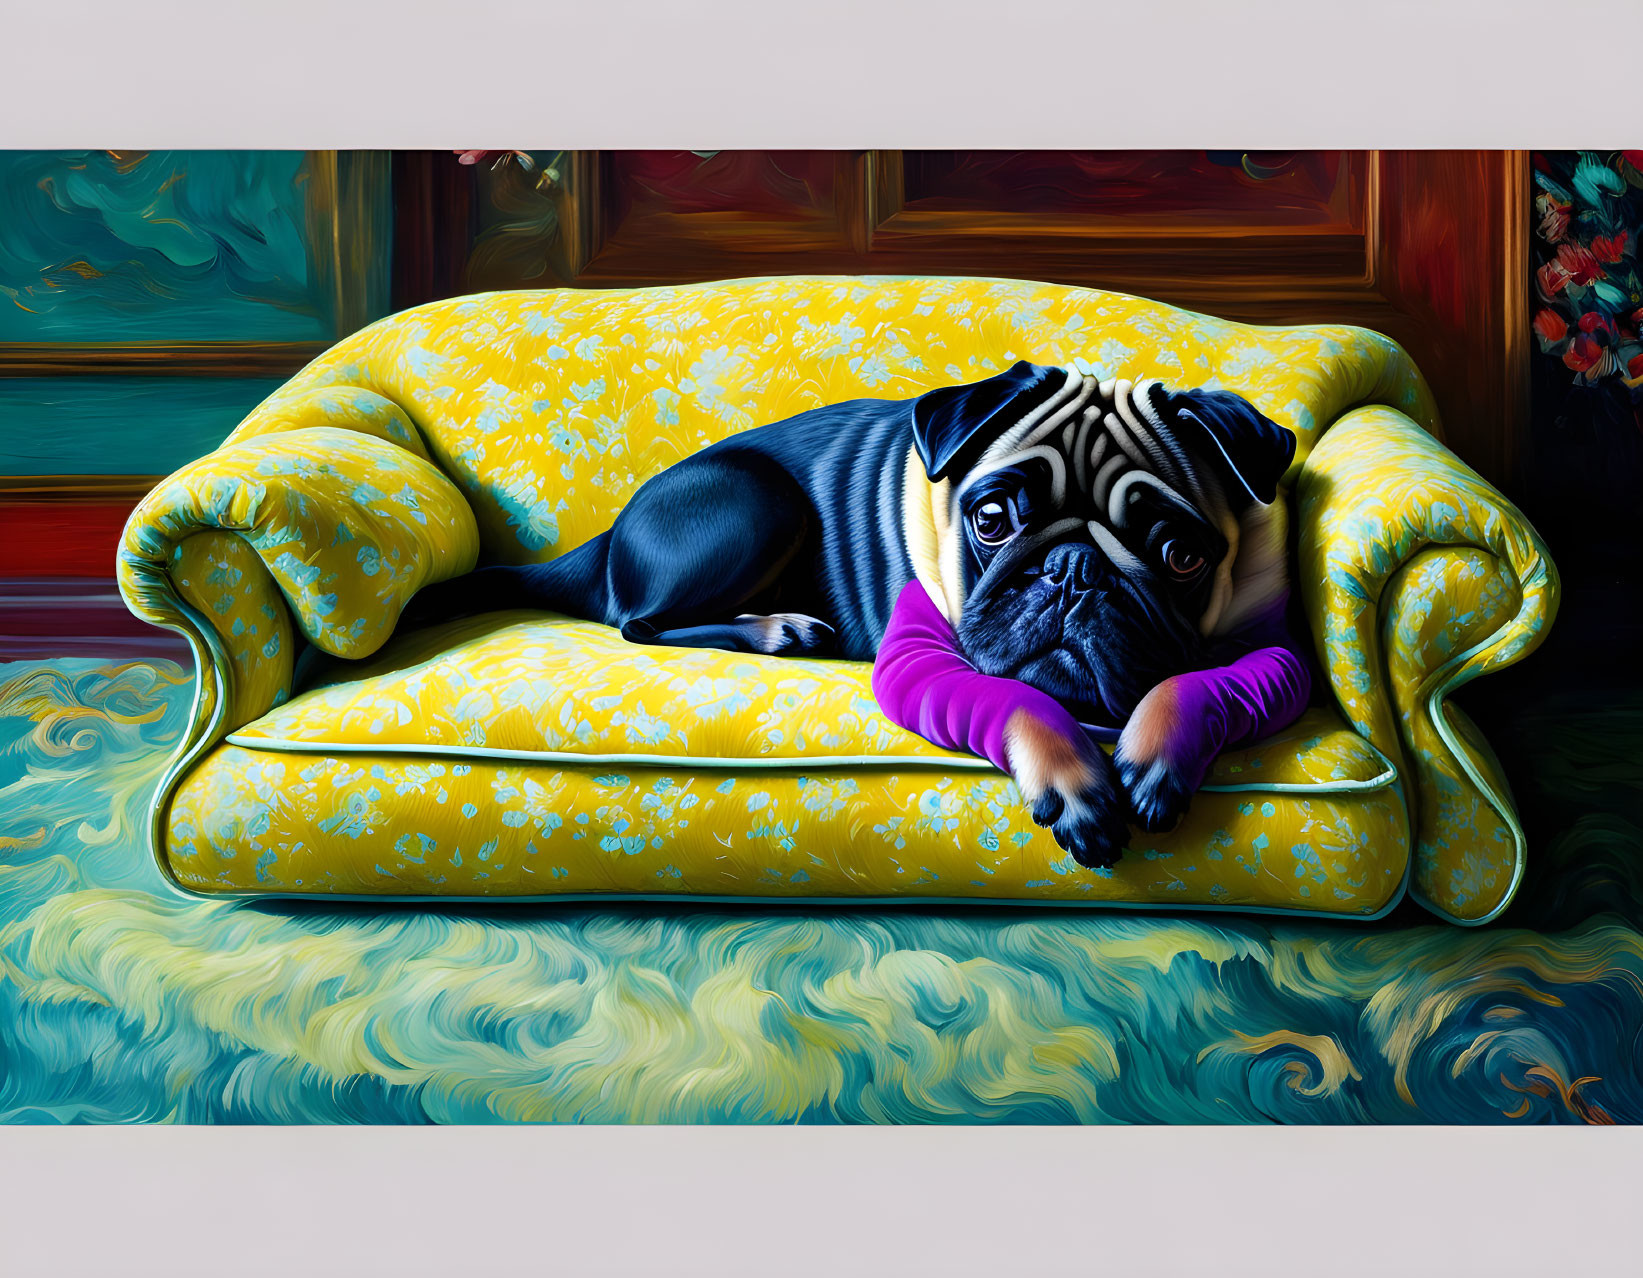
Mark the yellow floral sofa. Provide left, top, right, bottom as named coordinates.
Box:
left=118, top=276, right=1558, bottom=924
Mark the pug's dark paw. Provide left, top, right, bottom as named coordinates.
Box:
left=1114, top=750, right=1195, bottom=833
left=1114, top=679, right=1208, bottom=833
left=1006, top=711, right=1131, bottom=868
left=1032, top=779, right=1130, bottom=868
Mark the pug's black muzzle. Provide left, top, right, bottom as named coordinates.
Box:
left=956, top=533, right=1203, bottom=727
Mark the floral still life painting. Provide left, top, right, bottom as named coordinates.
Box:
left=1, top=149, right=1639, bottom=1125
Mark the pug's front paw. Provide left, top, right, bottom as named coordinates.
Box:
left=1028, top=779, right=1131, bottom=869
left=1114, top=751, right=1195, bottom=834
left=1114, top=680, right=1209, bottom=833
left=1005, top=710, right=1130, bottom=868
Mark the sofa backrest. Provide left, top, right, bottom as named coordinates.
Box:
left=236, top=275, right=1438, bottom=565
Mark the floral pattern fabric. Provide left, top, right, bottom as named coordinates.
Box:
left=169, top=531, right=295, bottom=730
left=117, top=276, right=1557, bottom=921
left=166, top=733, right=1410, bottom=914
left=230, top=611, right=1394, bottom=788
left=1298, top=408, right=1558, bottom=921
left=246, top=276, right=1440, bottom=569
left=1382, top=548, right=1525, bottom=917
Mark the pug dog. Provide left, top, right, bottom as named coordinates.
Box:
left=403, top=360, right=1311, bottom=868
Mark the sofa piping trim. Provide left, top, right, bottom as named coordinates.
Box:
left=1402, top=581, right=1543, bottom=928
left=135, top=591, right=239, bottom=899
left=218, top=732, right=1401, bottom=797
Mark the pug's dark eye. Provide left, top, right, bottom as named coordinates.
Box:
left=1161, top=539, right=1207, bottom=579
left=970, top=496, right=1024, bottom=547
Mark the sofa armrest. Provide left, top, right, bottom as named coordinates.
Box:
left=1297, top=405, right=1559, bottom=923
left=118, top=421, right=480, bottom=743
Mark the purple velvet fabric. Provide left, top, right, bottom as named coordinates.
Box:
left=870, top=581, right=1087, bottom=773
left=870, top=580, right=1312, bottom=779
left=1141, top=630, right=1313, bottom=792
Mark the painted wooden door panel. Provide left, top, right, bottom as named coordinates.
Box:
left=398, top=149, right=1525, bottom=489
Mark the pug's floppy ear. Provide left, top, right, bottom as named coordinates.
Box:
left=1162, top=387, right=1297, bottom=506
left=911, top=360, right=1063, bottom=482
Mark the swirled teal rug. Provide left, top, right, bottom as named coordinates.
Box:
left=2, top=659, right=1639, bottom=1123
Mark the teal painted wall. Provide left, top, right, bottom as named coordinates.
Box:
left=0, top=150, right=393, bottom=502
left=0, top=378, right=285, bottom=475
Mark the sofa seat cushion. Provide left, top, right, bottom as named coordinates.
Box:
left=233, top=611, right=975, bottom=767
left=163, top=611, right=1412, bottom=917
left=231, top=611, right=1395, bottom=792
left=166, top=737, right=1408, bottom=913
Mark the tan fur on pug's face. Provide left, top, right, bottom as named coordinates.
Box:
left=903, top=367, right=1295, bottom=725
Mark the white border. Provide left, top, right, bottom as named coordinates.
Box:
left=2, top=1125, right=1639, bottom=1276
left=2, top=0, right=1637, bottom=148
left=2, top=1, right=1638, bottom=1273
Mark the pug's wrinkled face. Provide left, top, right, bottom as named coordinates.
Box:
left=953, top=447, right=1225, bottom=723
left=912, top=362, right=1297, bottom=726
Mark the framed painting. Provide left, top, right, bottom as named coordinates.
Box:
left=0, top=2, right=1637, bottom=1274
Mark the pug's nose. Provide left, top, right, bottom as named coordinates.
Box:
left=1041, top=543, right=1098, bottom=591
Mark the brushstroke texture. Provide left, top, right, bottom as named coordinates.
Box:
left=0, top=378, right=285, bottom=475
left=1, top=660, right=1639, bottom=1124
left=0, top=151, right=326, bottom=341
